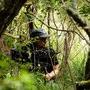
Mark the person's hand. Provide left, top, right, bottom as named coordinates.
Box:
left=43, top=73, right=52, bottom=81
left=43, top=64, right=60, bottom=80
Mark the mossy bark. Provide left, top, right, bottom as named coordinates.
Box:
left=76, top=80, right=90, bottom=90
left=0, top=0, right=27, bottom=36
left=66, top=7, right=90, bottom=80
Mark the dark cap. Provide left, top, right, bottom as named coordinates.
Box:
left=30, top=28, right=49, bottom=38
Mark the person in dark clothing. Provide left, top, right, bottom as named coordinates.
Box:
left=11, top=28, right=60, bottom=80
left=29, top=29, right=60, bottom=80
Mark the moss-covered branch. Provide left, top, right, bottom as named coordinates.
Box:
left=76, top=80, right=90, bottom=90
left=66, top=8, right=90, bottom=38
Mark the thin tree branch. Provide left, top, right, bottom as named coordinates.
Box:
left=28, top=12, right=90, bottom=45
left=29, top=12, right=80, bottom=33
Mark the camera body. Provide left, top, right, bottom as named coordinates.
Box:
left=11, top=48, right=30, bottom=63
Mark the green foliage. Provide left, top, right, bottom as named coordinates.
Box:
left=0, top=70, right=61, bottom=90
left=79, top=4, right=90, bottom=16
left=0, top=52, right=11, bottom=79
left=0, top=0, right=90, bottom=90
left=3, top=36, right=14, bottom=48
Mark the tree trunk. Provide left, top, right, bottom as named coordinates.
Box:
left=85, top=48, right=90, bottom=80
left=66, top=7, right=90, bottom=90
left=0, top=0, right=27, bottom=36
left=66, top=8, right=90, bottom=37
left=66, top=7, right=90, bottom=79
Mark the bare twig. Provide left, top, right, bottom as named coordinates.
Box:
left=28, top=11, right=90, bottom=46
left=29, top=12, right=82, bottom=34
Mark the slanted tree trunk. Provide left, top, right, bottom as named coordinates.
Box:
left=66, top=8, right=90, bottom=80
left=85, top=48, right=90, bottom=80
left=66, top=7, right=90, bottom=90
left=0, top=0, right=27, bottom=36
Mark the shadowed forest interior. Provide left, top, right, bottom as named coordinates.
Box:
left=0, top=0, right=90, bottom=90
